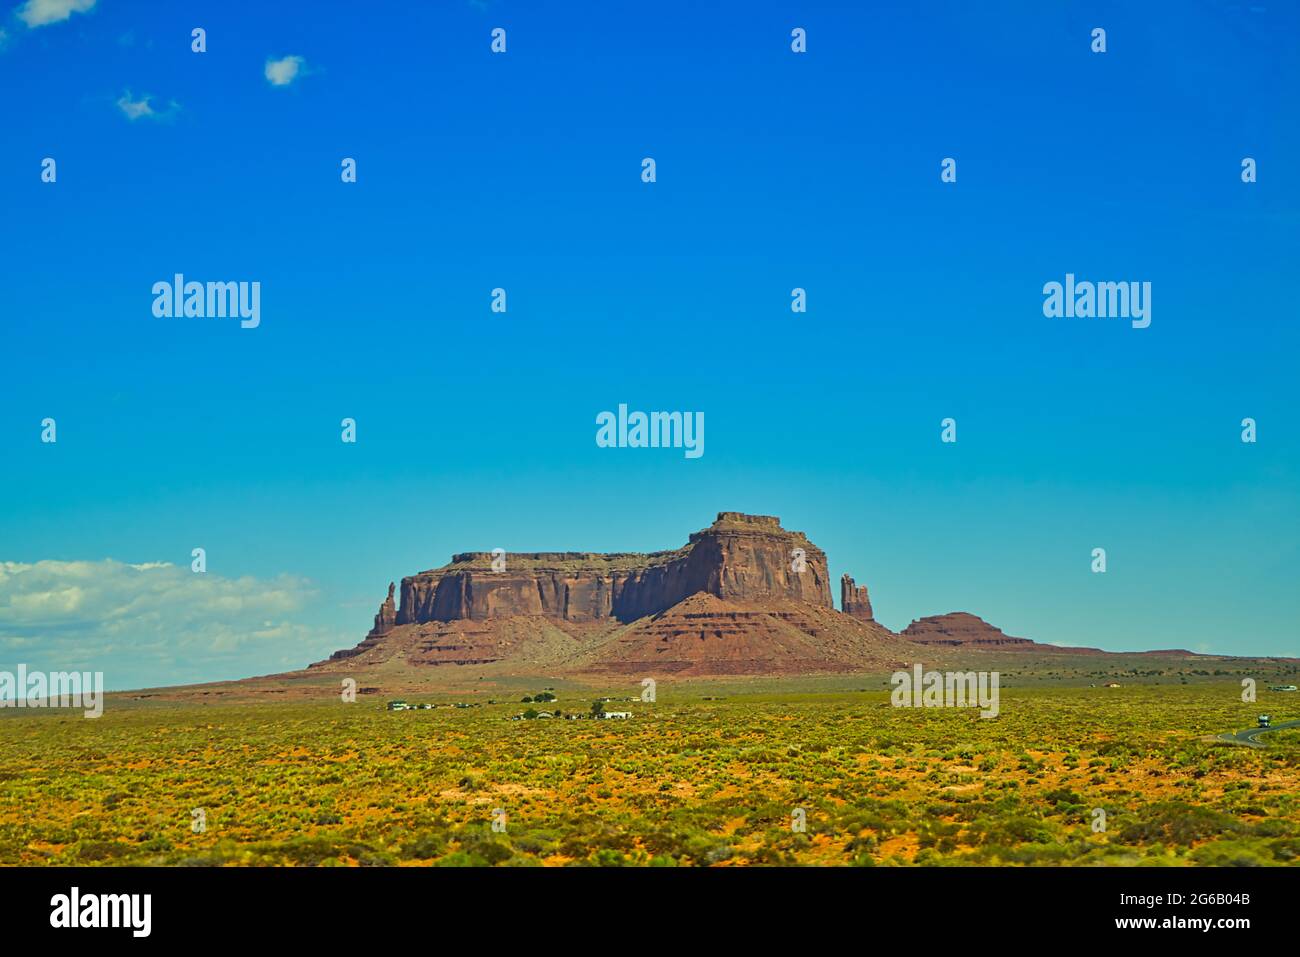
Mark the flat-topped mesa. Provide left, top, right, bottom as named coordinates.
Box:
left=393, top=512, right=833, bottom=625
left=708, top=512, right=782, bottom=530
left=900, top=612, right=1035, bottom=649
left=841, top=574, right=874, bottom=621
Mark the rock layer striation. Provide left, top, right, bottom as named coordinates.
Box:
left=392, top=512, right=832, bottom=626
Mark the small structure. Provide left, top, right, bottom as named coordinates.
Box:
left=1102, top=682, right=1121, bottom=688
left=1268, top=685, right=1297, bottom=692
left=599, top=711, right=632, bottom=720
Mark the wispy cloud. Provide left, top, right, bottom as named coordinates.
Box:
left=264, top=54, right=307, bottom=87
left=0, top=559, right=338, bottom=689
left=115, top=90, right=178, bottom=121
left=15, top=0, right=96, bottom=29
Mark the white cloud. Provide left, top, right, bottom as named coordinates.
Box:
left=115, top=90, right=177, bottom=121
left=264, top=54, right=306, bottom=87
left=0, top=559, right=339, bottom=689
left=116, top=92, right=153, bottom=119
left=15, top=0, right=96, bottom=29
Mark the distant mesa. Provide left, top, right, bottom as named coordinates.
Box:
left=899, top=612, right=1036, bottom=650
left=391, top=511, right=832, bottom=626
left=312, top=511, right=1201, bottom=677
left=322, top=512, right=913, bottom=675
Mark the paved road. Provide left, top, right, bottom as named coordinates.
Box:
left=1217, top=718, right=1300, bottom=747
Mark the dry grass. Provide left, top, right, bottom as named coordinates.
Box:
left=0, top=681, right=1296, bottom=867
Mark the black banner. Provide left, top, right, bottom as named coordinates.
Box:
left=0, top=865, right=1288, bottom=944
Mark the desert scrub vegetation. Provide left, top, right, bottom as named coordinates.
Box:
left=0, top=682, right=1295, bottom=866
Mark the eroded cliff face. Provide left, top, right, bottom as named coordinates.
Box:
left=693, top=513, right=832, bottom=608
left=387, top=512, right=832, bottom=626
left=369, top=583, right=396, bottom=636
left=841, top=574, right=874, bottom=621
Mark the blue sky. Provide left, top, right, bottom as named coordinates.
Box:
left=1, top=0, right=1297, bottom=689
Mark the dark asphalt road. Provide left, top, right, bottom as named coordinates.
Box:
left=1217, top=717, right=1300, bottom=747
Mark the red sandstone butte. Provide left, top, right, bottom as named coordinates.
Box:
left=898, top=612, right=1036, bottom=649
left=318, top=512, right=1096, bottom=676
left=392, top=512, right=832, bottom=626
